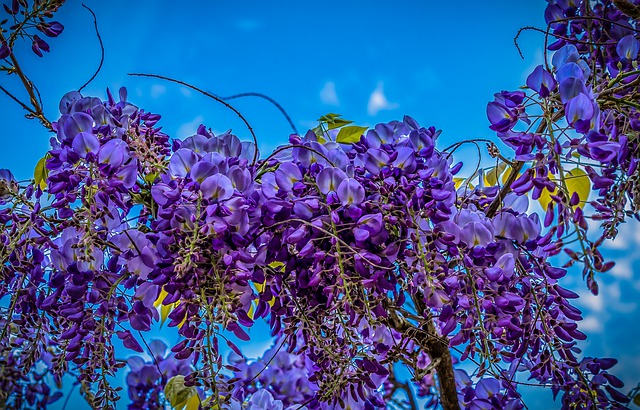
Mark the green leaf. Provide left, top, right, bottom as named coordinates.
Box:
left=318, top=113, right=341, bottom=123
left=634, top=392, right=640, bottom=406
left=314, top=113, right=354, bottom=139
left=336, top=126, right=368, bottom=144
left=326, top=118, right=353, bottom=130
left=164, top=375, right=198, bottom=410
left=33, top=155, right=48, bottom=190
left=144, top=172, right=158, bottom=184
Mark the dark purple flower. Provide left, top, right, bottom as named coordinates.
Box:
left=0, top=42, right=11, bottom=59
left=565, top=93, right=595, bottom=133
left=556, top=62, right=585, bottom=83
left=616, top=34, right=639, bottom=61
left=552, top=44, right=579, bottom=69
left=37, top=21, right=64, bottom=37
left=31, top=35, right=50, bottom=57
left=275, top=162, right=302, bottom=192
left=526, top=65, right=557, bottom=98
left=98, top=138, right=129, bottom=167
left=60, top=112, right=94, bottom=142
left=487, top=102, right=518, bottom=132
left=559, top=77, right=588, bottom=104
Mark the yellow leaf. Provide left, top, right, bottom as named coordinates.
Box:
left=201, top=396, right=219, bottom=409
left=565, top=167, right=590, bottom=209
left=154, top=288, right=168, bottom=308
left=268, top=261, right=284, bottom=269
left=336, top=125, right=368, bottom=144
left=483, top=162, right=508, bottom=187
left=537, top=172, right=557, bottom=211
left=500, top=165, right=520, bottom=185
left=252, top=281, right=275, bottom=307
left=33, top=156, right=48, bottom=190
left=160, top=304, right=174, bottom=328
left=537, top=168, right=590, bottom=211
left=254, top=281, right=265, bottom=293
left=454, top=177, right=474, bottom=190
left=154, top=288, right=179, bottom=327
left=184, top=394, right=200, bottom=410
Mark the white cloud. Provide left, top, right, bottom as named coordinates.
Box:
left=577, top=290, right=604, bottom=312
left=579, top=315, right=603, bottom=333
left=150, top=84, right=166, bottom=99
left=367, top=81, right=399, bottom=116
left=610, top=258, right=633, bottom=280
left=177, top=115, right=204, bottom=139
left=179, top=88, right=193, bottom=98
left=320, top=81, right=339, bottom=106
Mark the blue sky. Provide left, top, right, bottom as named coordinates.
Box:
left=1, top=0, right=638, bottom=408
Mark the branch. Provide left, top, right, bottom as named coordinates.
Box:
left=0, top=84, right=34, bottom=113
left=387, top=304, right=460, bottom=410
left=0, top=30, right=52, bottom=130
left=613, top=0, right=640, bottom=19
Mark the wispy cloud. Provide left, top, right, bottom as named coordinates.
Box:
left=150, top=84, right=167, bottom=99
left=320, top=81, right=339, bottom=106
left=367, top=82, right=398, bottom=116
left=610, top=258, right=633, bottom=280
left=580, top=314, right=603, bottom=333
left=177, top=115, right=204, bottom=139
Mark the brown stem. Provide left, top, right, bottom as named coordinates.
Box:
left=414, top=295, right=460, bottom=410
left=0, top=30, right=52, bottom=130
left=486, top=115, right=561, bottom=218
left=388, top=301, right=461, bottom=410
left=486, top=160, right=525, bottom=218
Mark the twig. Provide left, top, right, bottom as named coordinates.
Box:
left=218, top=92, right=298, bottom=135
left=0, top=84, right=33, bottom=112
left=0, top=29, right=52, bottom=130
left=128, top=73, right=259, bottom=165
left=78, top=4, right=104, bottom=92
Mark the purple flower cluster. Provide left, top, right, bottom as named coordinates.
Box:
left=487, top=0, right=640, bottom=296
left=1, top=0, right=639, bottom=409
left=125, top=339, right=191, bottom=409
left=0, top=85, right=630, bottom=408
left=0, top=0, right=65, bottom=59
left=227, top=338, right=385, bottom=409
